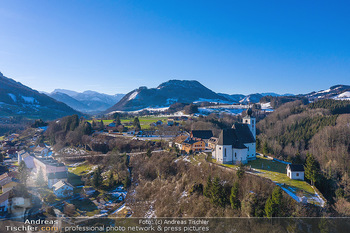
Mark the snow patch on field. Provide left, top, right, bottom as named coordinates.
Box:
left=21, top=96, right=36, bottom=103
left=318, top=89, right=331, bottom=94
left=333, top=91, right=350, bottom=100
left=8, top=93, right=16, bottom=102
left=260, top=102, right=272, bottom=109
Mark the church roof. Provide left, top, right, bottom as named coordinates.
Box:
left=232, top=123, right=255, bottom=144
left=217, top=129, right=247, bottom=149
left=217, top=123, right=255, bottom=148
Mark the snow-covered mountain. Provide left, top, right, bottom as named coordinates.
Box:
left=49, top=89, right=125, bottom=113
left=332, top=91, right=350, bottom=101
left=106, top=80, right=230, bottom=112
left=0, top=72, right=80, bottom=120
left=304, top=85, right=350, bottom=101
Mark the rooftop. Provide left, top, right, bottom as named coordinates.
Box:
left=36, top=157, right=65, bottom=167
left=287, top=164, right=305, bottom=172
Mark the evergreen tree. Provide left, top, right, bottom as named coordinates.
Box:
left=133, top=117, right=141, bottom=131
left=146, top=148, right=152, bottom=158
left=271, top=186, right=283, bottom=216
left=18, top=161, right=29, bottom=186
left=203, top=175, right=212, bottom=198
left=92, top=166, right=103, bottom=188
left=108, top=171, right=115, bottom=188
left=264, top=186, right=283, bottom=218
left=210, top=177, right=225, bottom=207
left=237, top=163, right=245, bottom=179
left=262, top=142, right=269, bottom=155
left=230, top=182, right=241, bottom=209
left=116, top=115, right=121, bottom=126
left=305, top=152, right=319, bottom=186
left=99, top=120, right=104, bottom=130
left=123, top=175, right=131, bottom=188
left=264, top=197, right=275, bottom=218
left=36, top=168, right=46, bottom=187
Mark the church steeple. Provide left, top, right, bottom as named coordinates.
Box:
left=242, top=108, right=256, bottom=139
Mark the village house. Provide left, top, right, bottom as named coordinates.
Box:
left=33, top=145, right=49, bottom=157
left=52, top=181, right=74, bottom=198
left=174, top=135, right=189, bottom=150
left=18, top=151, right=35, bottom=169
left=167, top=119, right=174, bottom=126
left=213, top=109, right=256, bottom=165
left=0, top=173, right=12, bottom=187
left=2, top=181, right=18, bottom=193
left=208, top=137, right=219, bottom=150
left=182, top=139, right=206, bottom=153
left=287, top=164, right=305, bottom=180
left=33, top=157, right=68, bottom=188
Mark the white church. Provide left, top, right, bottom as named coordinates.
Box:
left=213, top=109, right=256, bottom=164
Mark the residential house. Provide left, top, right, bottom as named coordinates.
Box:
left=2, top=181, right=18, bottom=193
left=167, top=119, right=174, bottom=126
left=53, top=181, right=74, bottom=198
left=182, top=139, right=206, bottom=153
left=33, top=145, right=49, bottom=157
left=174, top=135, right=189, bottom=150
left=33, top=157, right=68, bottom=188
left=287, top=164, right=305, bottom=180
left=0, top=173, right=12, bottom=187
left=208, top=137, right=219, bottom=150
left=18, top=152, right=35, bottom=169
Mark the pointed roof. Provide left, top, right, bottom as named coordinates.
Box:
left=217, top=129, right=247, bottom=149
left=287, top=164, right=305, bottom=172
left=217, top=123, right=255, bottom=148
left=53, top=180, right=73, bottom=191
left=232, top=123, right=255, bottom=143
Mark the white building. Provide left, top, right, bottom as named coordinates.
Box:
left=18, top=152, right=35, bottom=169
left=287, top=164, right=305, bottom=180
left=213, top=110, right=256, bottom=164
left=53, top=181, right=74, bottom=198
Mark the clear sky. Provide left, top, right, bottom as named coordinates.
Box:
left=0, top=0, right=349, bottom=95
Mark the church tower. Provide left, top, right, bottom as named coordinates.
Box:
left=242, top=108, right=256, bottom=139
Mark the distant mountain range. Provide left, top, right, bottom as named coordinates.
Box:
left=0, top=72, right=80, bottom=120
left=48, top=89, right=124, bottom=113
left=1, top=71, right=349, bottom=118
left=105, top=80, right=298, bottom=113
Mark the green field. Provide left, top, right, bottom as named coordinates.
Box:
left=248, top=156, right=314, bottom=194
left=216, top=155, right=324, bottom=206
left=91, top=116, right=169, bottom=130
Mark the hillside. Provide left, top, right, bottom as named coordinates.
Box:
left=257, top=99, right=350, bottom=214
left=0, top=72, right=81, bottom=120
left=106, top=80, right=231, bottom=112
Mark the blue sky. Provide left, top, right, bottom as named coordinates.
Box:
left=0, top=0, right=349, bottom=95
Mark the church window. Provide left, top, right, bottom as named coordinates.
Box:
left=224, top=148, right=226, bottom=157
left=235, top=153, right=237, bottom=158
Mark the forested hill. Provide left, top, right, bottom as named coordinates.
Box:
left=257, top=99, right=350, bottom=215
